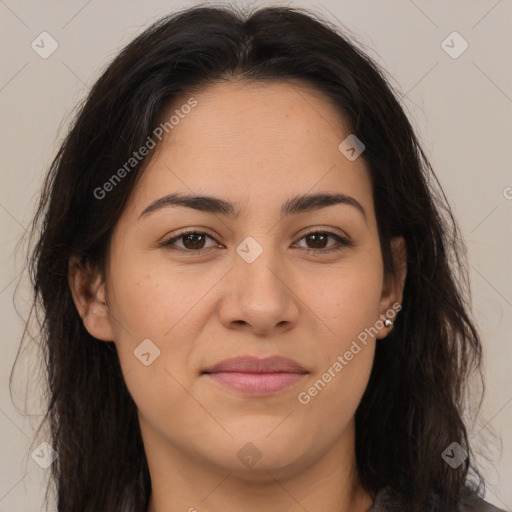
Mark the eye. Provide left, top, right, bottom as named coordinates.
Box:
left=160, top=229, right=353, bottom=256
left=161, top=229, right=220, bottom=253
left=293, top=231, right=353, bottom=255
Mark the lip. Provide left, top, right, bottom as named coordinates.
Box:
left=202, top=356, right=308, bottom=395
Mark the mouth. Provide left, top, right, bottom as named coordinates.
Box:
left=202, top=356, right=308, bottom=396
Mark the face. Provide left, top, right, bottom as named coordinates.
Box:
left=71, top=80, right=406, bottom=482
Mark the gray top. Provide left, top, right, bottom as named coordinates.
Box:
left=366, top=486, right=509, bottom=512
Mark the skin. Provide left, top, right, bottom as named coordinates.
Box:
left=69, top=79, right=407, bottom=512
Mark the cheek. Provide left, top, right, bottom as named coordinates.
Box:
left=104, top=253, right=192, bottom=388
left=106, top=262, right=204, bottom=436
left=306, top=268, right=381, bottom=383
left=303, top=251, right=384, bottom=340
left=295, top=264, right=380, bottom=441
left=298, top=347, right=374, bottom=449
left=108, top=250, right=205, bottom=341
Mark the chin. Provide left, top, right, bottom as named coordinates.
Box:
left=223, top=451, right=311, bottom=483
left=198, top=431, right=313, bottom=480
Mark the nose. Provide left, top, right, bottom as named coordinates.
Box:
left=218, top=246, right=300, bottom=335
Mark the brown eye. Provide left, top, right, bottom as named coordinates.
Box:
left=162, top=230, right=219, bottom=252
left=180, top=232, right=207, bottom=250
left=161, top=229, right=352, bottom=256
left=293, top=231, right=353, bottom=255
left=305, top=233, right=329, bottom=249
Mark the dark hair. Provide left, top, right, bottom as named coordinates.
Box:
left=13, top=3, right=496, bottom=511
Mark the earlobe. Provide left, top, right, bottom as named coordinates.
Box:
left=68, top=256, right=115, bottom=342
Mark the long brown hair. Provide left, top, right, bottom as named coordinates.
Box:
left=12, top=4, right=496, bottom=511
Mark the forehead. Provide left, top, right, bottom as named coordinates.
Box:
left=126, top=79, right=374, bottom=219
left=166, top=79, right=351, bottom=149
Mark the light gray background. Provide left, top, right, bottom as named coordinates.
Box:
left=1, top=1, right=511, bottom=511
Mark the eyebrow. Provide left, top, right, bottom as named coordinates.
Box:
left=138, top=191, right=367, bottom=222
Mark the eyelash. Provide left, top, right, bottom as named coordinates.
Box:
left=160, top=228, right=353, bottom=256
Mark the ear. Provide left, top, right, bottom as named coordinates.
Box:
left=68, top=256, right=115, bottom=342
left=376, top=236, right=407, bottom=339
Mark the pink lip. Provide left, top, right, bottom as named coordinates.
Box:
left=202, top=356, right=308, bottom=395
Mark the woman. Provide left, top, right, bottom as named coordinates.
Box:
left=19, top=4, right=506, bottom=512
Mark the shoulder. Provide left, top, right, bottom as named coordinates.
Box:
left=458, top=493, right=508, bottom=512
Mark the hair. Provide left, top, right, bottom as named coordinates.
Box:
left=11, top=3, right=497, bottom=511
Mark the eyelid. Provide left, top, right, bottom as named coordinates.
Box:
left=292, top=229, right=353, bottom=255
left=161, top=227, right=220, bottom=250
left=166, top=226, right=217, bottom=240
left=298, top=226, right=351, bottom=240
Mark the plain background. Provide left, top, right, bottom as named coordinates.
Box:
left=0, top=1, right=510, bottom=511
